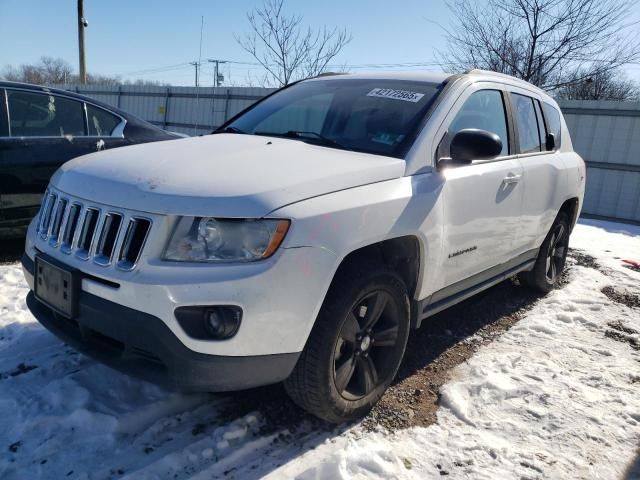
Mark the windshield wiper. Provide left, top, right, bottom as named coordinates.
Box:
left=255, top=130, right=353, bottom=151
left=212, top=125, right=247, bottom=135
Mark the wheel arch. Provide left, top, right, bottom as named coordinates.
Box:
left=324, top=235, right=424, bottom=329
left=558, top=197, right=580, bottom=232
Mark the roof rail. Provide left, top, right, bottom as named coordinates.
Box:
left=463, top=69, right=547, bottom=93
left=464, top=69, right=520, bottom=80
left=314, top=72, right=347, bottom=78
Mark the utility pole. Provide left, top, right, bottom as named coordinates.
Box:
left=77, top=0, right=88, bottom=84
left=189, top=61, right=200, bottom=87
left=207, top=59, right=228, bottom=87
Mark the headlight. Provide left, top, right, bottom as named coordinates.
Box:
left=163, top=217, right=290, bottom=262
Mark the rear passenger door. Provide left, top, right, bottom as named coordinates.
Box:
left=508, top=90, right=566, bottom=253
left=0, top=88, right=126, bottom=228
left=435, top=84, right=524, bottom=292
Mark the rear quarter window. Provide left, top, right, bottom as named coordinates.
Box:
left=87, top=104, right=122, bottom=136
left=542, top=102, right=562, bottom=149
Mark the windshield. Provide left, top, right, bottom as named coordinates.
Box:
left=225, top=78, right=443, bottom=158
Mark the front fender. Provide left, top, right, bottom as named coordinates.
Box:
left=270, top=174, right=445, bottom=301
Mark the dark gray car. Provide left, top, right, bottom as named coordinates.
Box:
left=0, top=81, right=181, bottom=238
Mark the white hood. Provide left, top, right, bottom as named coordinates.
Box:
left=51, top=134, right=406, bottom=217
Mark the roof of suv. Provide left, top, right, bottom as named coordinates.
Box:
left=307, top=71, right=452, bottom=83
left=307, top=69, right=553, bottom=104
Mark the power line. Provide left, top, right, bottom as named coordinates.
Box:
left=114, top=56, right=640, bottom=86
left=115, top=63, right=194, bottom=77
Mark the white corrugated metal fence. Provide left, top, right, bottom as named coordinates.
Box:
left=54, top=85, right=640, bottom=224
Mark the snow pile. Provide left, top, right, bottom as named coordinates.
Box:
left=269, top=221, right=640, bottom=479
left=0, top=220, right=639, bottom=479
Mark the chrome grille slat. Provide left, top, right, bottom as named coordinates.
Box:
left=55, top=199, right=71, bottom=246
left=89, top=211, right=107, bottom=258
left=70, top=205, right=87, bottom=252
left=61, top=203, right=82, bottom=254
left=46, top=197, right=60, bottom=238
left=94, top=213, right=123, bottom=266
left=76, top=208, right=100, bottom=260
left=39, top=193, right=57, bottom=238
left=48, top=198, right=68, bottom=246
left=117, top=217, right=151, bottom=271
left=36, top=191, right=50, bottom=233
left=36, top=188, right=151, bottom=271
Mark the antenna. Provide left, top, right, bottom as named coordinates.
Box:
left=193, top=15, right=204, bottom=135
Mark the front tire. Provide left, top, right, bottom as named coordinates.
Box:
left=284, top=264, right=410, bottom=423
left=519, top=211, right=570, bottom=293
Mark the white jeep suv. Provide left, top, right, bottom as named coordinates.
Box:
left=23, top=70, right=585, bottom=422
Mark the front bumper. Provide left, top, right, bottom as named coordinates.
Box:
left=25, top=219, right=339, bottom=357
left=24, top=255, right=300, bottom=391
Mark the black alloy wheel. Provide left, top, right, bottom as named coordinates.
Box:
left=284, top=265, right=410, bottom=423
left=333, top=289, right=402, bottom=400
left=545, top=223, right=568, bottom=282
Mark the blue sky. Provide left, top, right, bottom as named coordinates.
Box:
left=1, top=0, right=640, bottom=86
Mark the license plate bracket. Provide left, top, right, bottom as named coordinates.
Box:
left=34, top=255, right=80, bottom=319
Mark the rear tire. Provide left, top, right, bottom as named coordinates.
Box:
left=284, top=263, right=410, bottom=423
left=519, top=211, right=570, bottom=293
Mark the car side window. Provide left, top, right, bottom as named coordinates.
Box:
left=512, top=93, right=541, bottom=154
left=449, top=89, right=509, bottom=157
left=87, top=104, right=121, bottom=136
left=7, top=90, right=85, bottom=137
left=542, top=102, right=562, bottom=149
left=533, top=99, right=547, bottom=150
left=0, top=89, right=8, bottom=137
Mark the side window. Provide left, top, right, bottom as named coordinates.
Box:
left=512, top=93, right=541, bottom=153
left=7, top=90, right=85, bottom=137
left=542, top=102, right=562, bottom=149
left=0, top=89, right=8, bottom=136
left=449, top=89, right=509, bottom=157
left=533, top=100, right=547, bottom=150
left=87, top=104, right=121, bottom=136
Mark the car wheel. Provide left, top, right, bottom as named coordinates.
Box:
left=519, top=211, right=570, bottom=293
left=284, top=264, right=410, bottom=423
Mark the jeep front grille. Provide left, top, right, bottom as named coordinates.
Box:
left=36, top=190, right=152, bottom=271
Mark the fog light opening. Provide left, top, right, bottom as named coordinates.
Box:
left=175, top=305, right=242, bottom=340
left=204, top=307, right=241, bottom=339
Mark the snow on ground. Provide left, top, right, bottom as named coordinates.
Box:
left=0, top=219, right=639, bottom=480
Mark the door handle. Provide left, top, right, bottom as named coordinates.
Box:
left=502, top=174, right=521, bottom=185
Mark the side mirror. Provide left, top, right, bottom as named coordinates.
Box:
left=438, top=129, right=503, bottom=169
left=545, top=132, right=556, bottom=151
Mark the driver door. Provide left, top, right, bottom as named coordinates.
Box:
left=433, top=84, right=524, bottom=294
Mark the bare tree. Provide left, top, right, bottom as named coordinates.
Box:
left=2, top=56, right=73, bottom=84
left=557, top=69, right=639, bottom=100
left=441, top=0, right=640, bottom=92
left=1, top=57, right=169, bottom=86
left=40, top=57, right=75, bottom=84
left=236, top=0, right=352, bottom=86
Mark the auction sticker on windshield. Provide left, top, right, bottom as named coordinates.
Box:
left=367, top=88, right=425, bottom=103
